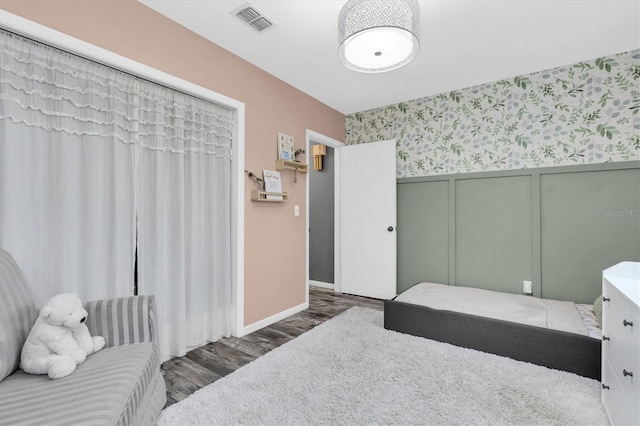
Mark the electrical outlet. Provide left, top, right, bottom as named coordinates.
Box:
left=523, top=280, right=533, bottom=294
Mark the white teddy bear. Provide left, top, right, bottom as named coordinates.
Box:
left=20, top=293, right=106, bottom=379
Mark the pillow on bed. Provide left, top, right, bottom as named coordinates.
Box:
left=593, top=295, right=603, bottom=327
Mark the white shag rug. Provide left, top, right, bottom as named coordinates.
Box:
left=157, top=307, right=608, bottom=426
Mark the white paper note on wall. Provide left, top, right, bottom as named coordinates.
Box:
left=263, top=170, right=283, bottom=200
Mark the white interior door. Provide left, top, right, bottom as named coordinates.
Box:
left=338, top=140, right=397, bottom=299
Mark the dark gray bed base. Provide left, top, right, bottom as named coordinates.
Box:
left=384, top=298, right=601, bottom=380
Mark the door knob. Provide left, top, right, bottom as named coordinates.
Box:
left=387, top=226, right=394, bottom=232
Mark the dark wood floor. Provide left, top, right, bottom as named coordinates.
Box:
left=160, top=286, right=384, bottom=407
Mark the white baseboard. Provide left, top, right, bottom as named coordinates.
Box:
left=238, top=301, right=308, bottom=337
left=309, top=280, right=334, bottom=290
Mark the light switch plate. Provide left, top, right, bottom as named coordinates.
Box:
left=294, top=205, right=300, bottom=216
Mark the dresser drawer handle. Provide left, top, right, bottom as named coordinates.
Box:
left=623, top=370, right=633, bottom=378
left=602, top=297, right=610, bottom=302
left=623, top=319, right=633, bottom=327
left=602, top=335, right=610, bottom=341
left=602, top=384, right=610, bottom=390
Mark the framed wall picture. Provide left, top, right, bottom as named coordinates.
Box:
left=277, top=132, right=295, bottom=161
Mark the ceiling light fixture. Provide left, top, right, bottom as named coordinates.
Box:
left=338, top=0, right=420, bottom=73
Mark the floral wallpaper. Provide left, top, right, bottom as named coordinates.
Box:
left=346, top=50, right=640, bottom=178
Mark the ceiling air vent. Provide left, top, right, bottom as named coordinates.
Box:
left=232, top=2, right=274, bottom=32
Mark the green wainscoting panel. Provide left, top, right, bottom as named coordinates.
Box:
left=455, top=176, right=533, bottom=294
left=396, top=161, right=639, bottom=302
left=540, top=168, right=640, bottom=303
left=397, top=180, right=449, bottom=293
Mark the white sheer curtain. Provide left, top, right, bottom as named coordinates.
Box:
left=136, top=80, right=233, bottom=360
left=0, top=30, right=234, bottom=360
left=0, top=30, right=136, bottom=307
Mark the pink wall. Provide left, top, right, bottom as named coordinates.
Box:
left=0, top=0, right=345, bottom=325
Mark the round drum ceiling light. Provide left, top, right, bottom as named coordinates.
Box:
left=338, top=0, right=420, bottom=73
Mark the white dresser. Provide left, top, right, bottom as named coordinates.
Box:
left=602, top=261, right=640, bottom=426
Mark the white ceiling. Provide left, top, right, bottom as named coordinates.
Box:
left=140, top=0, right=640, bottom=115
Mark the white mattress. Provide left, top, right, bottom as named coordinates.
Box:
left=394, top=282, right=591, bottom=337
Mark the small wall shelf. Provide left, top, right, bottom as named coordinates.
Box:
left=251, top=190, right=288, bottom=202
left=276, top=160, right=308, bottom=173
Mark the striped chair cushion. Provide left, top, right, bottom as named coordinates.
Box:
left=84, top=295, right=157, bottom=348
left=0, top=250, right=37, bottom=383
left=0, top=342, right=163, bottom=426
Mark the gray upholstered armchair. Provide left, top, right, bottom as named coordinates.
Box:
left=0, top=249, right=166, bottom=425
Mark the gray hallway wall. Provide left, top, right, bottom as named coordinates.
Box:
left=309, top=146, right=335, bottom=283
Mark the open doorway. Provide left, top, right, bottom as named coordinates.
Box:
left=309, top=145, right=335, bottom=288
left=305, top=130, right=344, bottom=293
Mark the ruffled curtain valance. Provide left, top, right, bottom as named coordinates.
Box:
left=0, top=29, right=234, bottom=158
